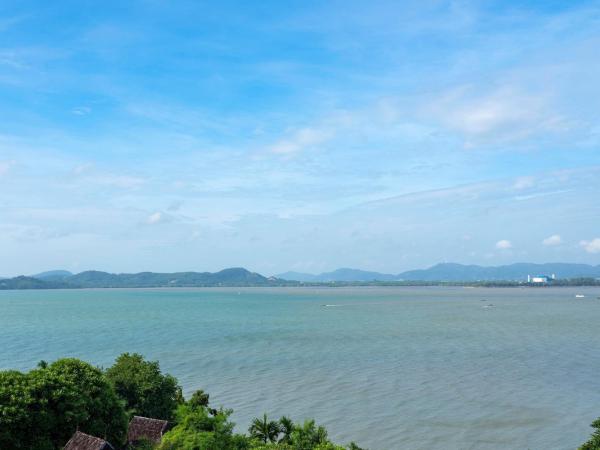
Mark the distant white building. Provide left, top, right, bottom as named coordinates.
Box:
left=527, top=274, right=556, bottom=284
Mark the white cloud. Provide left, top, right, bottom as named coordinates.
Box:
left=542, top=234, right=562, bottom=246
left=426, top=85, right=566, bottom=146
left=147, top=212, right=164, bottom=224
left=270, top=127, right=332, bottom=155
left=495, top=239, right=512, bottom=250
left=580, top=238, right=600, bottom=254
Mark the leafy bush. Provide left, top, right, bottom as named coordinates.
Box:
left=106, top=353, right=182, bottom=421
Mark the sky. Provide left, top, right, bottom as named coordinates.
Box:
left=1, top=0, right=600, bottom=276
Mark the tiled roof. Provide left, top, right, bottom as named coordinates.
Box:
left=127, top=415, right=169, bottom=444
left=63, top=431, right=113, bottom=450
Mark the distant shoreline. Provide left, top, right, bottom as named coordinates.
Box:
left=2, top=281, right=600, bottom=291
left=2, top=264, right=600, bottom=290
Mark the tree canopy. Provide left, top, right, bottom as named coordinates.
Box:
left=249, top=414, right=281, bottom=444
left=0, top=359, right=127, bottom=449
left=106, top=352, right=182, bottom=421
left=159, top=397, right=248, bottom=450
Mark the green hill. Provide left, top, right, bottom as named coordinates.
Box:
left=1, top=268, right=282, bottom=289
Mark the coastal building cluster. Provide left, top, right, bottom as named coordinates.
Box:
left=527, top=274, right=556, bottom=284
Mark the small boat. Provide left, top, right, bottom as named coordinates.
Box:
left=482, top=304, right=495, bottom=309
left=575, top=294, right=585, bottom=298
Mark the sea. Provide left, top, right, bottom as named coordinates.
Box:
left=1, top=286, right=599, bottom=450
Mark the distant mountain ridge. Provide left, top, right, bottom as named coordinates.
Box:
left=277, top=263, right=600, bottom=282
left=1, top=268, right=277, bottom=289
left=32, top=270, right=73, bottom=281
left=66, top=267, right=270, bottom=288
left=1, top=263, right=600, bottom=290
left=0, top=276, right=71, bottom=290
left=397, top=262, right=600, bottom=281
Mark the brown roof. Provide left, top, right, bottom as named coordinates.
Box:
left=63, top=431, right=114, bottom=450
left=127, top=416, right=169, bottom=444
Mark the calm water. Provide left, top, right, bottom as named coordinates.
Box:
left=1, top=286, right=600, bottom=449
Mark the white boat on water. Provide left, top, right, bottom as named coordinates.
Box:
left=575, top=294, right=585, bottom=298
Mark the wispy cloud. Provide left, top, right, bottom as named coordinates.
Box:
left=71, top=167, right=146, bottom=189
left=425, top=85, right=568, bottom=147
left=580, top=238, right=600, bottom=254
left=147, top=211, right=164, bottom=225
left=542, top=234, right=562, bottom=246
left=73, top=163, right=94, bottom=175
left=495, top=239, right=513, bottom=250
left=0, top=50, right=27, bottom=69
left=0, top=14, right=28, bottom=32
left=71, top=106, right=91, bottom=116
left=0, top=159, right=15, bottom=176
left=513, top=176, right=535, bottom=190
left=270, top=127, right=333, bottom=156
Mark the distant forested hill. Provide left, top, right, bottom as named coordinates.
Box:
left=0, top=268, right=281, bottom=289
left=0, top=276, right=71, bottom=289
left=32, top=270, right=73, bottom=281
left=66, top=267, right=271, bottom=288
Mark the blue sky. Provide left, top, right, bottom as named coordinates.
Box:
left=1, top=0, right=599, bottom=276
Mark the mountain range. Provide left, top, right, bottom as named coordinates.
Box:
left=1, top=263, right=599, bottom=290
left=275, top=263, right=600, bottom=282
left=0, top=268, right=276, bottom=289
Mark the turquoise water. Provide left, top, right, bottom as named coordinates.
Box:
left=1, top=286, right=600, bottom=449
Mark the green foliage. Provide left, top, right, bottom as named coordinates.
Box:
left=580, top=418, right=600, bottom=450
left=0, top=275, right=70, bottom=290
left=289, top=420, right=329, bottom=450
left=278, top=416, right=294, bottom=444
left=106, top=353, right=182, bottom=421
left=160, top=400, right=248, bottom=450
left=0, top=370, right=34, bottom=449
left=242, top=417, right=359, bottom=450
left=0, top=359, right=128, bottom=450
left=347, top=443, right=367, bottom=450
left=148, top=392, right=367, bottom=450
left=59, top=268, right=273, bottom=288
left=188, top=389, right=210, bottom=408
left=131, top=438, right=157, bottom=450
left=249, top=414, right=281, bottom=443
